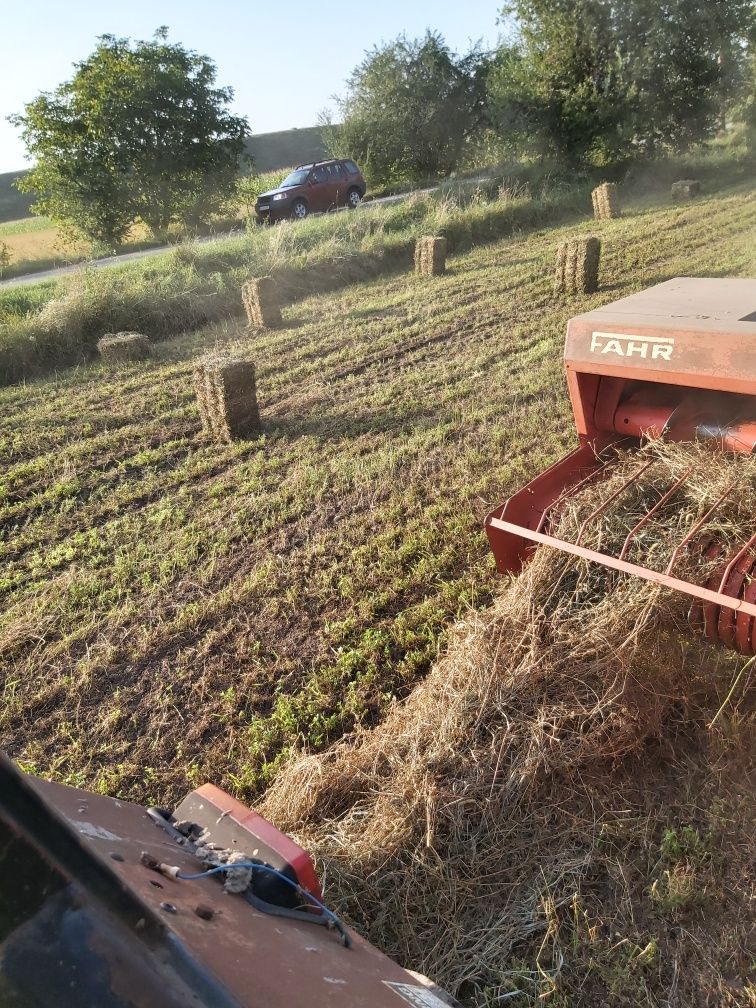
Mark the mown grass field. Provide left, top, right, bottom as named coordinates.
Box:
left=1, top=177, right=754, bottom=805
left=1, top=172, right=755, bottom=1007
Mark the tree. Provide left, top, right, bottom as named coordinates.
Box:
left=489, top=0, right=755, bottom=164
left=9, top=29, right=249, bottom=245
left=323, top=32, right=490, bottom=185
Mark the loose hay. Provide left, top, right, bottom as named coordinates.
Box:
left=242, top=276, right=282, bottom=328
left=194, top=354, right=261, bottom=442
left=97, top=332, right=151, bottom=363
left=671, top=179, right=702, bottom=202
left=260, top=440, right=754, bottom=1003
left=415, top=236, right=447, bottom=276
left=591, top=182, right=620, bottom=220
left=554, top=236, right=601, bottom=295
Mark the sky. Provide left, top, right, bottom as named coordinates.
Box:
left=0, top=0, right=503, bottom=173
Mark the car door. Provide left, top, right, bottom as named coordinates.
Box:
left=331, top=162, right=349, bottom=206
left=307, top=165, right=333, bottom=212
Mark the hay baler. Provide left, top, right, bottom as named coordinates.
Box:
left=485, top=277, right=756, bottom=655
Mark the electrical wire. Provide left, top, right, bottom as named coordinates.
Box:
left=176, top=862, right=351, bottom=947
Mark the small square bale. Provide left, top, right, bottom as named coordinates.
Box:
left=97, top=332, right=151, bottom=363
left=194, top=355, right=261, bottom=442
left=415, top=236, right=447, bottom=276
left=242, top=276, right=282, bottom=329
left=554, top=236, right=601, bottom=296
left=671, top=180, right=701, bottom=202
left=591, top=182, right=620, bottom=220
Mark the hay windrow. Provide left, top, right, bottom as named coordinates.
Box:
left=260, top=439, right=754, bottom=1002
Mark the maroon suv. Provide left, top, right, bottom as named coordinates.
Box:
left=255, top=159, right=367, bottom=223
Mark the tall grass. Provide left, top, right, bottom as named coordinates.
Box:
left=0, top=181, right=585, bottom=385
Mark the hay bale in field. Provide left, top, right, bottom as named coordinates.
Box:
left=97, top=332, right=151, bottom=363
left=193, top=354, right=261, bottom=442
left=414, top=236, right=447, bottom=276
left=671, top=179, right=702, bottom=202
left=260, top=439, right=755, bottom=1001
left=554, top=235, right=601, bottom=295
left=241, top=276, right=282, bottom=329
left=591, top=182, right=620, bottom=220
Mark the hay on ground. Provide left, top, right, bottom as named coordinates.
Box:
left=415, top=236, right=447, bottom=276
left=260, top=439, right=755, bottom=1003
left=194, top=354, right=261, bottom=442
left=242, top=276, right=282, bottom=329
left=554, top=236, right=601, bottom=295
left=591, top=182, right=620, bottom=220
left=671, top=179, right=702, bottom=202
left=97, top=332, right=151, bottom=363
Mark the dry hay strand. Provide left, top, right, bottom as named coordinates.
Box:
left=554, top=235, right=601, bottom=295
left=260, top=439, right=755, bottom=1001
left=415, top=236, right=447, bottom=276
left=193, top=354, right=261, bottom=442
left=671, top=179, right=702, bottom=202
left=591, top=182, right=620, bottom=220
left=241, top=275, right=282, bottom=329
left=97, top=332, right=151, bottom=363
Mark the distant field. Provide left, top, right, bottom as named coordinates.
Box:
left=0, top=125, right=327, bottom=228
left=0, top=170, right=33, bottom=223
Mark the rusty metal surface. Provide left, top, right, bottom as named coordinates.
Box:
left=565, top=277, right=756, bottom=395
left=26, top=774, right=453, bottom=1008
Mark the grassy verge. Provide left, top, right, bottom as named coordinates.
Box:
left=1, top=179, right=587, bottom=384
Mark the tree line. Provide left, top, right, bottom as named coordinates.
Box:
left=10, top=5, right=756, bottom=246
left=327, top=0, right=756, bottom=184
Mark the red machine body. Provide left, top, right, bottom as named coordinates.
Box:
left=0, top=754, right=457, bottom=1008
left=485, top=277, right=756, bottom=654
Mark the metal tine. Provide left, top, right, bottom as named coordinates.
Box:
left=717, top=531, right=756, bottom=593
left=617, top=466, right=694, bottom=561
left=664, top=481, right=738, bottom=575
left=574, top=459, right=656, bottom=546
left=536, top=456, right=617, bottom=533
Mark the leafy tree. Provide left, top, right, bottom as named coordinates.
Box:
left=489, top=0, right=755, bottom=164
left=10, top=29, right=249, bottom=245
left=323, top=32, right=490, bottom=185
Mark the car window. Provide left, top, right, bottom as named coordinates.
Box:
left=311, top=166, right=328, bottom=183
left=280, top=169, right=310, bottom=188
left=343, top=160, right=360, bottom=175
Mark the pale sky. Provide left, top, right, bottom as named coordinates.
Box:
left=0, top=0, right=503, bottom=173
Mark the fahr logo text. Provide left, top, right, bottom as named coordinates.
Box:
left=590, top=331, right=675, bottom=361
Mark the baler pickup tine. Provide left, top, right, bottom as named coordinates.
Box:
left=536, top=453, right=617, bottom=533
left=664, top=482, right=738, bottom=576
left=574, top=459, right=655, bottom=546
left=716, top=531, right=756, bottom=593
left=617, top=466, right=694, bottom=561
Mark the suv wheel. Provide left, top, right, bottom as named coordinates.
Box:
left=291, top=199, right=308, bottom=220
left=347, top=188, right=362, bottom=209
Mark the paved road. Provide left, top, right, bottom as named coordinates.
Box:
left=0, top=186, right=441, bottom=291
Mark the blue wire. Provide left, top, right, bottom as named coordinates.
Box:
left=176, top=862, right=342, bottom=930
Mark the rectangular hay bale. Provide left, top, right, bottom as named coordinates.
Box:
left=591, top=182, right=620, bottom=220
left=242, top=276, right=282, bottom=328
left=97, top=332, right=151, bottom=363
left=414, top=236, right=447, bottom=276
left=671, top=179, right=701, bottom=202
left=554, top=236, right=601, bottom=296
left=193, top=355, right=261, bottom=442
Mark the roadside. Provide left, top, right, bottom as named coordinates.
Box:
left=0, top=186, right=442, bottom=291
